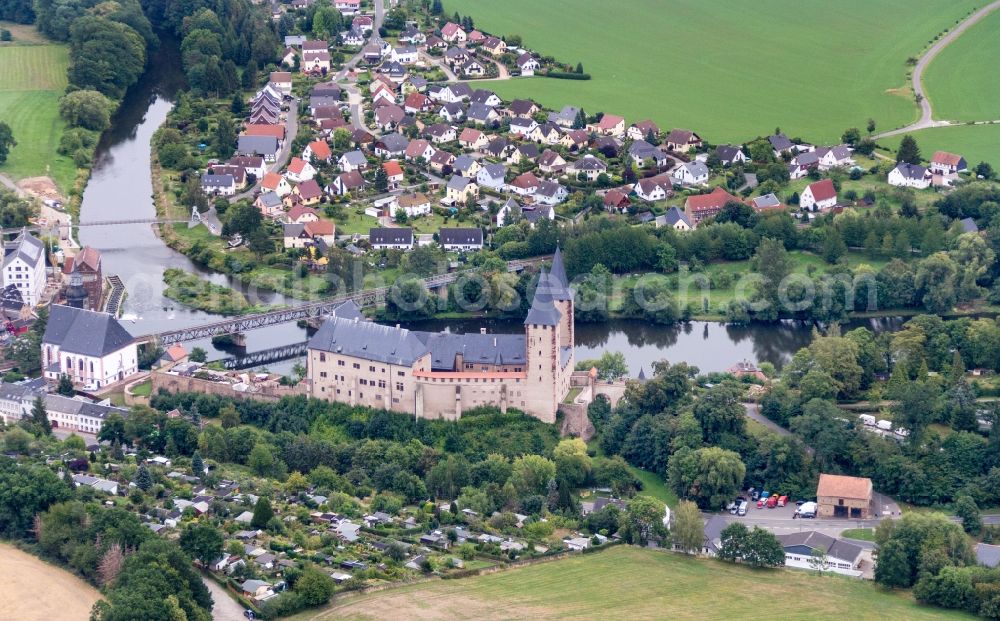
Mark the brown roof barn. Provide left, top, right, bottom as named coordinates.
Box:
left=816, top=473, right=873, bottom=519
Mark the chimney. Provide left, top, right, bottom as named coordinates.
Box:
left=480, top=327, right=487, bottom=335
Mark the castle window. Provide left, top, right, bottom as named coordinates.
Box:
left=338, top=360, right=345, bottom=366
left=395, top=382, right=403, bottom=391
left=320, top=372, right=327, bottom=378
left=353, top=363, right=360, bottom=369
left=319, top=353, right=326, bottom=362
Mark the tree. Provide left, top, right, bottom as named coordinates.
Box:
left=841, top=127, right=861, bottom=145
left=593, top=351, right=628, bottom=381
left=867, top=118, right=877, bottom=134
left=58, top=90, right=114, bottom=131
left=191, top=451, right=205, bottom=477
left=0, top=121, right=16, bottom=165
left=552, top=438, right=591, bottom=487
left=975, top=161, right=995, bottom=180
left=671, top=501, right=704, bottom=553
left=249, top=443, right=277, bottom=476
left=57, top=374, right=75, bottom=396
left=575, top=62, right=584, bottom=74
left=915, top=252, right=958, bottom=313
left=754, top=237, right=793, bottom=318
left=214, top=117, right=236, bottom=157
left=668, top=446, right=746, bottom=510
left=808, top=545, right=830, bottom=573
left=623, top=495, right=665, bottom=545
left=295, top=569, right=334, bottom=606
left=955, top=495, right=982, bottom=535
left=251, top=497, right=274, bottom=529
left=134, top=465, right=153, bottom=491
left=742, top=527, right=786, bottom=568
left=717, top=522, right=749, bottom=561
left=374, top=165, right=389, bottom=192
left=189, top=347, right=207, bottom=363
left=896, top=135, right=921, bottom=165
left=511, top=454, right=556, bottom=496
left=30, top=396, right=51, bottom=436
left=179, top=523, right=223, bottom=565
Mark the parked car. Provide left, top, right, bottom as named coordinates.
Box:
left=794, top=501, right=818, bottom=519
left=749, top=488, right=759, bottom=501
left=766, top=495, right=779, bottom=508
left=737, top=500, right=748, bottom=516
left=777, top=495, right=788, bottom=507
left=859, top=414, right=876, bottom=426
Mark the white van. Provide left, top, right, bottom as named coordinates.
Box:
left=859, top=414, right=876, bottom=426
left=737, top=501, right=748, bottom=516
left=795, top=501, right=817, bottom=518
left=876, top=419, right=892, bottom=431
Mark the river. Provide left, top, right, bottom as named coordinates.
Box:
left=78, top=39, right=903, bottom=376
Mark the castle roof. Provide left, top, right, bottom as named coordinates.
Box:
left=524, top=267, right=563, bottom=327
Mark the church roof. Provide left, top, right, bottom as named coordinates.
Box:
left=43, top=305, right=135, bottom=357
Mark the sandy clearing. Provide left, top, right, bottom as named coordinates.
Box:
left=0, top=543, right=101, bottom=621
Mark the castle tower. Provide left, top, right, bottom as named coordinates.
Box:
left=548, top=246, right=574, bottom=349
left=65, top=266, right=87, bottom=309
left=523, top=266, right=563, bottom=423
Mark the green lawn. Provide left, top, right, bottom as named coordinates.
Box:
left=841, top=528, right=877, bottom=542
left=923, top=8, right=1000, bottom=121
left=880, top=123, right=1000, bottom=170
left=0, top=38, right=76, bottom=192
left=130, top=381, right=152, bottom=397
left=329, top=207, right=380, bottom=235
left=308, top=546, right=972, bottom=620
left=448, top=0, right=982, bottom=143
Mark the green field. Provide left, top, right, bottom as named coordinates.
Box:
left=448, top=0, right=982, bottom=144
left=0, top=30, right=76, bottom=191
left=307, top=546, right=971, bottom=620
left=923, top=8, right=1000, bottom=122
left=881, top=123, right=1000, bottom=169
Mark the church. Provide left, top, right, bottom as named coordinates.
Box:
left=306, top=249, right=575, bottom=422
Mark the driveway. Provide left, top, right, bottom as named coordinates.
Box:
left=203, top=576, right=248, bottom=621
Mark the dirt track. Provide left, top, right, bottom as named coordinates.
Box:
left=0, top=543, right=101, bottom=620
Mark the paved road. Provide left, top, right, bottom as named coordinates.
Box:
left=229, top=99, right=299, bottom=203
left=203, top=576, right=248, bottom=621
left=875, top=0, right=1000, bottom=139
left=742, top=402, right=791, bottom=437
left=335, top=0, right=385, bottom=80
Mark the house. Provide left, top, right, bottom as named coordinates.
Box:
left=391, top=46, right=418, bottom=64
left=284, top=220, right=335, bottom=249
left=485, top=137, right=514, bottom=160
left=603, top=189, right=630, bottom=213
left=285, top=35, right=307, bottom=47
left=656, top=206, right=692, bottom=231
left=777, top=531, right=864, bottom=577
left=228, top=155, right=266, bottom=180
left=440, top=22, right=466, bottom=43
left=588, top=114, right=625, bottom=137
left=516, top=53, right=540, bottom=76
left=593, top=135, right=621, bottom=157
left=42, top=305, right=138, bottom=388
left=535, top=180, right=568, bottom=206
left=715, top=144, right=747, bottom=166
left=439, top=228, right=484, bottom=252
left=352, top=14, right=373, bottom=32
left=405, top=138, right=436, bottom=162
left=930, top=150, right=968, bottom=175
left=61, top=246, right=102, bottom=311
left=443, top=46, right=470, bottom=68
left=452, top=154, right=481, bottom=178
left=751, top=193, right=784, bottom=213
left=445, top=176, right=479, bottom=204
left=768, top=133, right=795, bottom=156
left=437, top=102, right=464, bottom=123
left=481, top=36, right=506, bottom=56
left=459, top=127, right=488, bottom=150
left=628, top=140, right=669, bottom=168
left=816, top=473, right=873, bottom=519
left=538, top=149, right=567, bottom=174
left=302, top=50, right=331, bottom=74
left=548, top=105, right=580, bottom=128
left=378, top=60, right=408, bottom=82
left=535, top=122, right=561, bottom=145
left=476, top=163, right=507, bottom=190
left=200, top=173, right=236, bottom=196
left=395, top=193, right=432, bottom=219
left=369, top=227, right=413, bottom=250
left=664, top=129, right=702, bottom=153
left=285, top=157, right=316, bottom=183
left=398, top=26, right=425, bottom=44
left=425, top=35, right=447, bottom=51
left=508, top=99, right=539, bottom=118
left=403, top=92, right=433, bottom=115
left=292, top=179, right=324, bottom=206
left=672, top=161, right=709, bottom=186
left=888, top=163, right=931, bottom=189
left=467, top=30, right=486, bottom=44
left=244, top=124, right=286, bottom=143
left=302, top=140, right=332, bottom=164
left=261, top=172, right=292, bottom=197
left=800, top=178, right=837, bottom=211
left=567, top=155, right=607, bottom=182
left=507, top=172, right=540, bottom=196
left=496, top=198, right=522, bottom=227
left=328, top=171, right=366, bottom=196
left=340, top=28, right=365, bottom=47
left=371, top=85, right=396, bottom=106
left=334, top=0, right=360, bottom=14
left=469, top=89, right=502, bottom=108
left=287, top=205, right=320, bottom=224
left=373, top=133, right=409, bottom=158
left=466, top=103, right=499, bottom=126
left=255, top=192, right=284, bottom=218
left=635, top=174, right=673, bottom=202
left=429, top=149, right=456, bottom=174
left=815, top=145, right=854, bottom=170
left=684, top=187, right=740, bottom=224
left=564, top=537, right=591, bottom=552
left=205, top=165, right=245, bottom=191
left=508, top=143, right=540, bottom=166
left=269, top=71, right=292, bottom=96
left=425, top=123, right=457, bottom=144
left=560, top=130, right=590, bottom=151
left=237, top=136, right=280, bottom=162
left=509, top=117, right=539, bottom=138
left=382, top=160, right=404, bottom=188
left=240, top=580, right=274, bottom=601
left=374, top=104, right=406, bottom=131
left=627, top=120, right=660, bottom=142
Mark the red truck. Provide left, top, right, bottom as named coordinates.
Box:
left=766, top=495, right=779, bottom=508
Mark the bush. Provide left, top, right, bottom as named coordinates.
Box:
left=541, top=71, right=592, bottom=80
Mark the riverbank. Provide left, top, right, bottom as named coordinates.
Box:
left=162, top=267, right=267, bottom=315
left=0, top=542, right=101, bottom=620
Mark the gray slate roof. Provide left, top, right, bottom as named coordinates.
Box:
left=439, top=227, right=483, bottom=246
left=776, top=531, right=863, bottom=565
left=418, top=332, right=525, bottom=370
left=308, top=316, right=428, bottom=366
left=43, top=305, right=135, bottom=357
left=3, top=230, right=44, bottom=268
left=237, top=136, right=279, bottom=156
left=524, top=267, right=564, bottom=326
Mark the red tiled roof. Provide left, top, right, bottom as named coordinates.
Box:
left=261, top=172, right=284, bottom=190
left=932, top=150, right=963, bottom=166
left=684, top=186, right=738, bottom=212
left=459, top=127, right=483, bottom=143
left=598, top=114, right=624, bottom=130
left=382, top=160, right=404, bottom=177
left=287, top=157, right=309, bottom=174
left=817, top=474, right=872, bottom=500
left=806, top=178, right=836, bottom=201
left=244, top=124, right=285, bottom=140
left=287, top=205, right=318, bottom=222
left=307, top=140, right=331, bottom=160
left=305, top=220, right=335, bottom=236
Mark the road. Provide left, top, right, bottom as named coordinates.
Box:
left=346, top=84, right=371, bottom=132
left=335, top=0, right=386, bottom=80
left=742, top=402, right=791, bottom=437
left=229, top=98, right=299, bottom=204
left=203, top=575, right=248, bottom=621
left=875, top=0, right=1000, bottom=139
left=0, top=173, right=26, bottom=197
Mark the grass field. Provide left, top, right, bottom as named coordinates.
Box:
left=447, top=0, right=982, bottom=144
left=0, top=543, right=101, bottom=621
left=923, top=8, right=1000, bottom=122
left=0, top=26, right=76, bottom=192
left=880, top=123, right=1000, bottom=169
left=306, top=546, right=971, bottom=620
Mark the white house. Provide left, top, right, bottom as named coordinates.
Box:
left=476, top=163, right=507, bottom=190
left=50, top=396, right=128, bottom=436
left=888, top=163, right=931, bottom=189
left=516, top=53, right=540, bottom=76
left=3, top=230, right=46, bottom=307
left=439, top=228, right=483, bottom=252
left=816, top=145, right=854, bottom=170
left=534, top=181, right=568, bottom=206
left=635, top=174, right=673, bottom=202
left=509, top=117, right=539, bottom=138
left=395, top=193, right=432, bottom=219
left=567, top=155, right=607, bottom=182
left=776, top=531, right=864, bottom=578
left=338, top=150, right=368, bottom=173
left=201, top=173, right=237, bottom=196
left=369, top=227, right=413, bottom=250
left=930, top=151, right=968, bottom=175
left=285, top=157, right=317, bottom=183
left=655, top=206, right=692, bottom=231
left=800, top=178, right=837, bottom=211
left=672, top=161, right=709, bottom=186
left=391, top=46, right=418, bottom=64
left=42, top=305, right=139, bottom=388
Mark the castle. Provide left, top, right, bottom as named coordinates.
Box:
left=306, top=248, right=575, bottom=422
